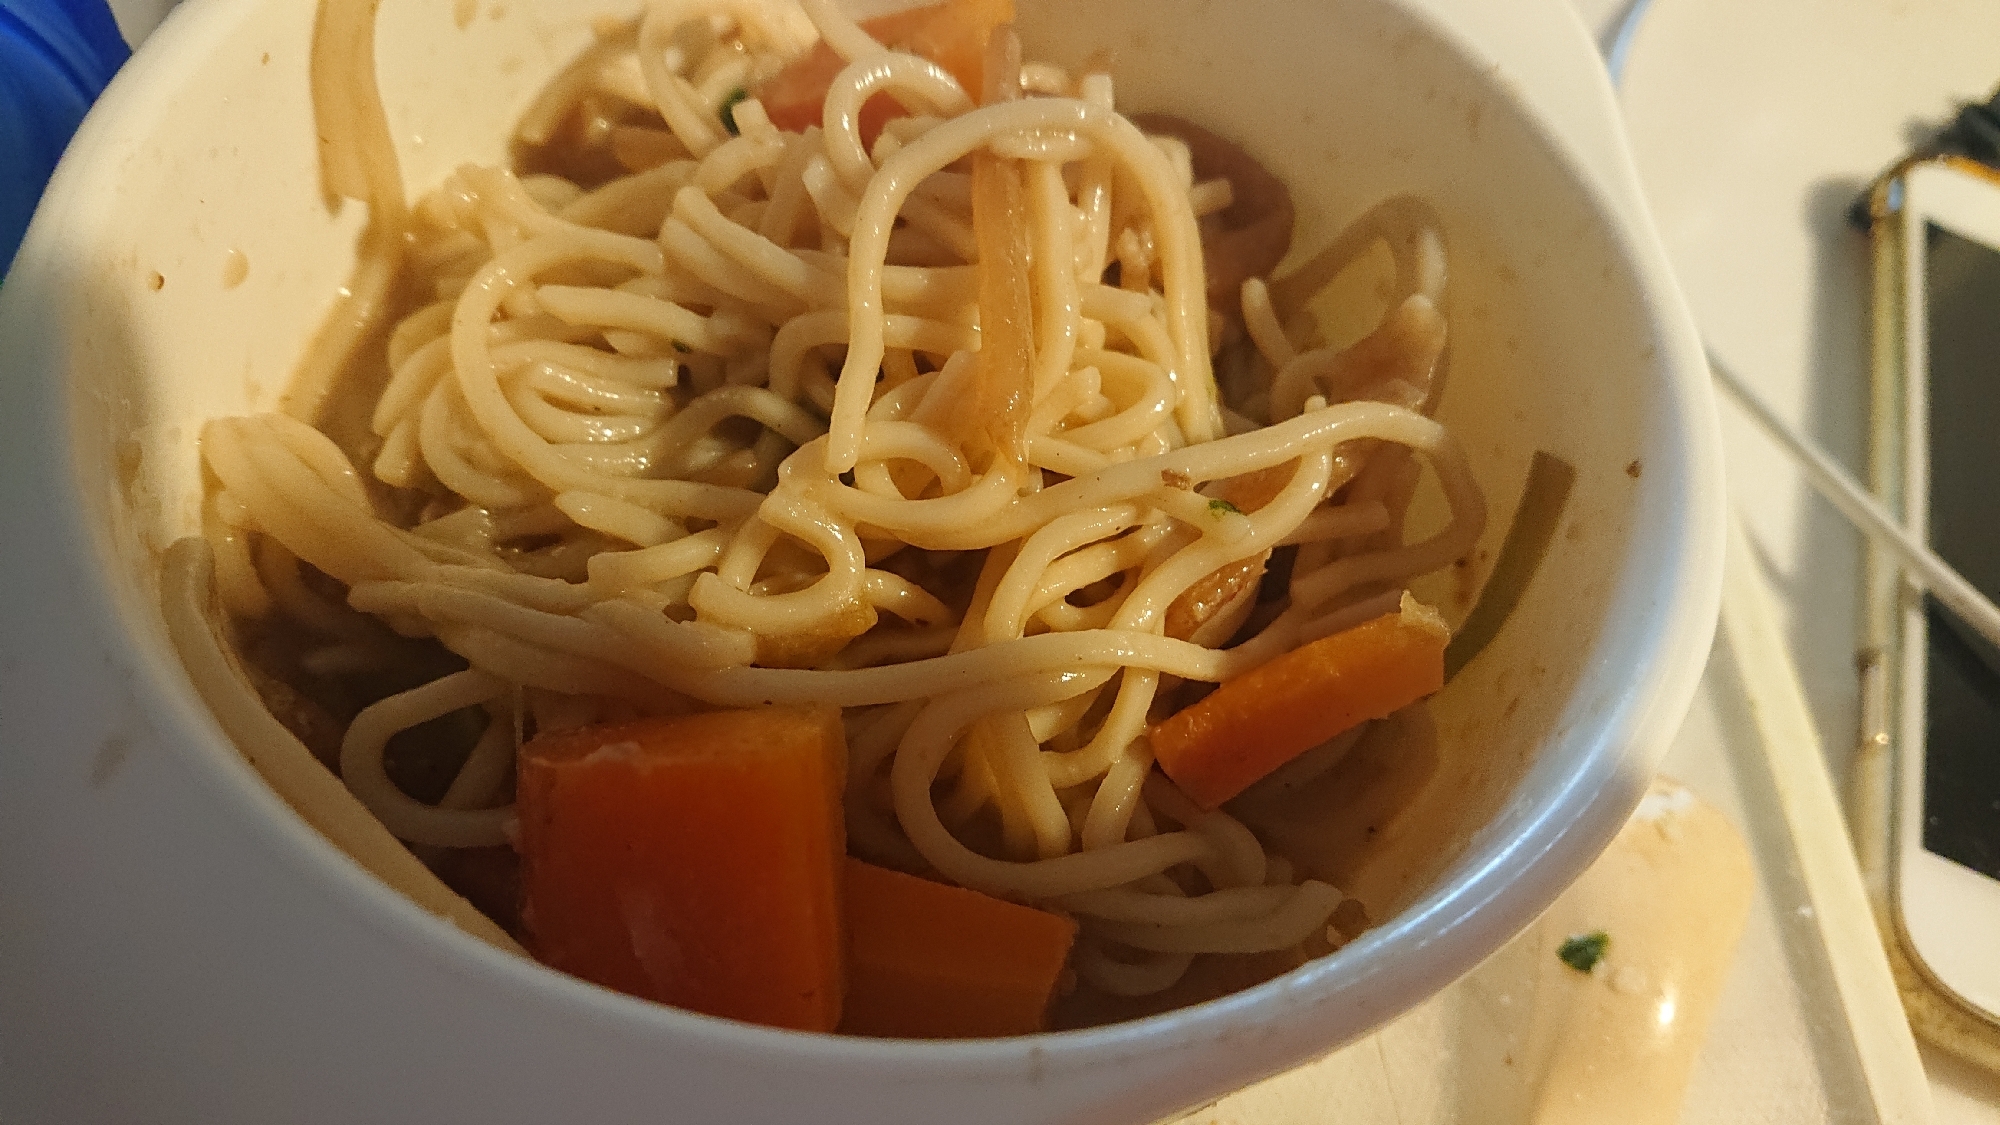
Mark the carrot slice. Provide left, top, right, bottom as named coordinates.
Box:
left=1150, top=594, right=1449, bottom=809
left=517, top=706, right=848, bottom=1032
left=841, top=858, right=1076, bottom=1038
left=756, top=0, right=1014, bottom=147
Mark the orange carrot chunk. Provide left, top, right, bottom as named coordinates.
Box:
left=517, top=706, right=847, bottom=1032
left=1151, top=594, right=1449, bottom=810
left=756, top=0, right=1014, bottom=148
left=841, top=858, right=1076, bottom=1038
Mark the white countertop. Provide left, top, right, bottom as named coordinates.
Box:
left=1579, top=0, right=2000, bottom=1119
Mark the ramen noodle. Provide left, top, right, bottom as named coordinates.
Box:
left=171, top=0, right=1488, bottom=1024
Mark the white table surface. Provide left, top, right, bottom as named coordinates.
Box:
left=1571, top=0, right=2000, bottom=1120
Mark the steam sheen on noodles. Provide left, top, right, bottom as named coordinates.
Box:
left=182, top=0, right=1487, bottom=1004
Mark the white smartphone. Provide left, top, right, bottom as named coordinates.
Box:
left=1879, top=156, right=2000, bottom=1032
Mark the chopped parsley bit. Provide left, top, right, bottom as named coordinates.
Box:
left=1207, top=497, right=1244, bottom=517
left=1558, top=930, right=1609, bottom=973
left=671, top=340, right=690, bottom=353
left=719, top=87, right=750, bottom=136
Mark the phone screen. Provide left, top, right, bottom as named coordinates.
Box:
left=1920, top=221, right=2000, bottom=882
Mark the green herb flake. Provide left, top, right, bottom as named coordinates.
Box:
left=719, top=87, right=750, bottom=136
left=671, top=340, right=690, bottom=353
left=1207, top=498, right=1244, bottom=518
left=1557, top=930, right=1609, bottom=973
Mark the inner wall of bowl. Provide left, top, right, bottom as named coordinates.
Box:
left=71, top=0, right=1651, bottom=1029
left=68, top=0, right=638, bottom=560
left=1019, top=0, right=1651, bottom=919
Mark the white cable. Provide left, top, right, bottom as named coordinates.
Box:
left=1708, top=348, right=2000, bottom=657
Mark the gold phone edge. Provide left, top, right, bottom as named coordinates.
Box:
left=1854, top=155, right=2000, bottom=1071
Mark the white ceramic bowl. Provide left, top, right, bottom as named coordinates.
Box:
left=0, top=0, right=1721, bottom=1121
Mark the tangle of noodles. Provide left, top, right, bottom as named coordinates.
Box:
left=186, top=0, right=1488, bottom=1016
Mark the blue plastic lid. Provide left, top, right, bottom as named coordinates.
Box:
left=0, top=0, right=130, bottom=277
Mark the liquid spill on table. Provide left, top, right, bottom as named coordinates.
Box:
left=1176, top=634, right=1898, bottom=1124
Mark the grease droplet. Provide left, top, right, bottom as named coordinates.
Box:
left=221, top=248, right=250, bottom=289
left=90, top=733, right=133, bottom=788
